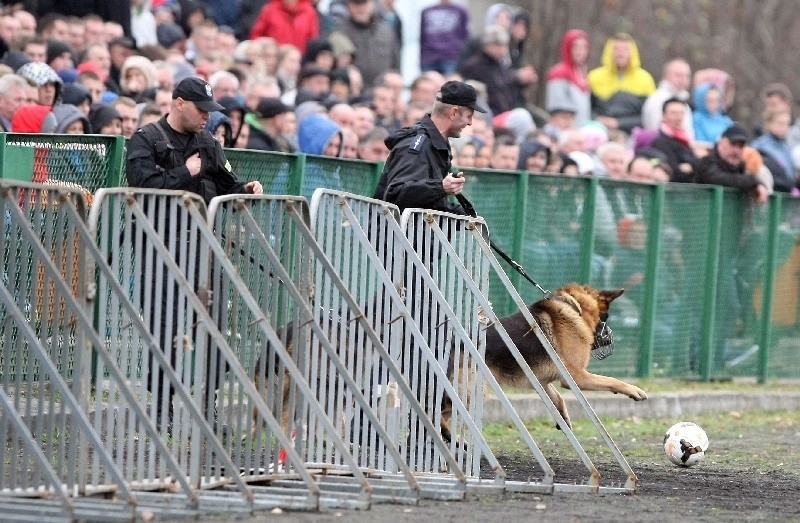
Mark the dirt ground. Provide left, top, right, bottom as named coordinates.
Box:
left=264, top=417, right=800, bottom=522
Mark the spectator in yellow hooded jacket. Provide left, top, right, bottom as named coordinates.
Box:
left=588, top=33, right=656, bottom=134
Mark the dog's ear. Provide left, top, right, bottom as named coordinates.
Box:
left=602, top=289, right=625, bottom=302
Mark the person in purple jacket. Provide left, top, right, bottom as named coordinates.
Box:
left=419, top=0, right=470, bottom=75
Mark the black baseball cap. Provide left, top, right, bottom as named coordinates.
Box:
left=721, top=122, right=749, bottom=144
left=255, top=97, right=291, bottom=119
left=172, top=77, right=224, bottom=112
left=436, top=81, right=487, bottom=113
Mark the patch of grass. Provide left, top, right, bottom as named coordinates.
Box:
left=483, top=409, right=800, bottom=473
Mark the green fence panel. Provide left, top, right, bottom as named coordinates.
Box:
left=586, top=178, right=655, bottom=377
left=0, top=133, right=125, bottom=190
left=762, top=194, right=800, bottom=378
left=520, top=174, right=591, bottom=293
left=712, top=192, right=768, bottom=378
left=301, top=154, right=379, bottom=200
left=462, top=168, right=523, bottom=315
left=224, top=148, right=301, bottom=195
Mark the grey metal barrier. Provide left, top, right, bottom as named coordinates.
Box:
left=0, top=182, right=221, bottom=520
left=308, top=189, right=513, bottom=496
left=440, top=212, right=639, bottom=493
left=90, top=188, right=372, bottom=511
left=207, top=194, right=431, bottom=504
left=400, top=208, right=562, bottom=493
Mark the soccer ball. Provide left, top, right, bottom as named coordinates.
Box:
left=663, top=421, right=709, bottom=467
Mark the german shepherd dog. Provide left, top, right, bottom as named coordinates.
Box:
left=441, top=283, right=648, bottom=440
left=256, top=284, right=648, bottom=450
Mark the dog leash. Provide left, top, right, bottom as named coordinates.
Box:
left=455, top=192, right=551, bottom=297
left=455, top=192, right=615, bottom=360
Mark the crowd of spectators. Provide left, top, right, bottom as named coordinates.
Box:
left=0, top=0, right=798, bottom=203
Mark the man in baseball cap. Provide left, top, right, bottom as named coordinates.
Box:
left=172, top=76, right=225, bottom=113
left=126, top=74, right=263, bottom=435
left=372, top=80, right=482, bottom=214
left=435, top=80, right=488, bottom=114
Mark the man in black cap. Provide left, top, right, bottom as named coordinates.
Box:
left=373, top=80, right=486, bottom=214
left=127, top=76, right=262, bottom=202
left=695, top=122, right=769, bottom=204
left=127, top=76, right=263, bottom=434
left=247, top=97, right=295, bottom=153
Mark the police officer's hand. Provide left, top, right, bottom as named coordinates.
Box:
left=245, top=181, right=263, bottom=195
left=443, top=172, right=466, bottom=195
left=185, top=152, right=202, bottom=176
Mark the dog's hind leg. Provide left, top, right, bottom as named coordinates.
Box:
left=544, top=382, right=571, bottom=429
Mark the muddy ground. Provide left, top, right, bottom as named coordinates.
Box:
left=263, top=417, right=800, bottom=522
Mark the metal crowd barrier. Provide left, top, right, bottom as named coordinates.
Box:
left=0, top=182, right=644, bottom=520
left=400, top=208, right=638, bottom=493
left=90, top=188, right=376, bottom=511
left=206, top=194, right=427, bottom=504
left=0, top=182, right=235, bottom=520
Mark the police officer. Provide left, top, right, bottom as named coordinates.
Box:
left=126, top=76, right=262, bottom=434
left=372, top=82, right=487, bottom=442
left=373, top=80, right=486, bottom=213
left=126, top=76, right=263, bottom=201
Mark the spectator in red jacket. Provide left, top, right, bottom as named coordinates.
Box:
left=249, top=0, right=319, bottom=55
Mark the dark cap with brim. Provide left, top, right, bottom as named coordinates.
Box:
left=255, top=97, right=292, bottom=119
left=172, top=77, right=224, bottom=112
left=436, top=80, right=487, bottom=113
left=721, top=122, right=749, bottom=143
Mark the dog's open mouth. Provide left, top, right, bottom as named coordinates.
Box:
left=592, top=312, right=615, bottom=360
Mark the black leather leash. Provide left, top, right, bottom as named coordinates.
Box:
left=455, top=192, right=551, bottom=298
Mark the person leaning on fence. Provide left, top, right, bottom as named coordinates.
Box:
left=126, top=76, right=263, bottom=203
left=125, top=76, right=263, bottom=433
left=372, top=80, right=487, bottom=214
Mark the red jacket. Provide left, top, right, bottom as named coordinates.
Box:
left=249, top=0, right=319, bottom=54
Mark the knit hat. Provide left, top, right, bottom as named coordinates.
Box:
left=46, top=40, right=73, bottom=68
left=88, top=103, right=121, bottom=133
left=61, top=83, right=92, bottom=106
left=157, top=22, right=187, bottom=49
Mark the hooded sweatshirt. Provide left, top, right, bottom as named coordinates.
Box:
left=545, top=29, right=591, bottom=125
left=692, top=82, right=733, bottom=144
left=297, top=114, right=342, bottom=156
left=587, top=36, right=655, bottom=133
left=11, top=104, right=57, bottom=133
left=53, top=104, right=91, bottom=134
left=204, top=111, right=234, bottom=148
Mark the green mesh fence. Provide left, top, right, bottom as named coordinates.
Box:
left=696, top=191, right=763, bottom=379
left=462, top=168, right=522, bottom=314
left=302, top=154, right=380, bottom=200
left=1, top=142, right=798, bottom=382
left=768, top=196, right=800, bottom=378
left=225, top=148, right=300, bottom=195
left=0, top=133, right=125, bottom=190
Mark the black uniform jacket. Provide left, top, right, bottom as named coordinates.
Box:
left=127, top=117, right=245, bottom=204
left=372, top=114, right=465, bottom=215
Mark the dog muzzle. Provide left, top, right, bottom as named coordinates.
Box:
left=592, top=312, right=615, bottom=360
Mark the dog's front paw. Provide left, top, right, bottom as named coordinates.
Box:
left=628, top=386, right=648, bottom=401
